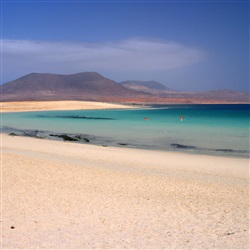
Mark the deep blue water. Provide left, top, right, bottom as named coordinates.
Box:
left=2, top=104, right=249, bottom=157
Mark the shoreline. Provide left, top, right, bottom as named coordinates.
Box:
left=0, top=100, right=137, bottom=113
left=1, top=101, right=249, bottom=159
left=2, top=133, right=249, bottom=178
left=3, top=130, right=249, bottom=159
left=1, top=127, right=249, bottom=159
left=1, top=100, right=248, bottom=113
left=2, top=133, right=249, bottom=248
left=2, top=127, right=249, bottom=159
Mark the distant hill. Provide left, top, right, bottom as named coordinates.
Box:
left=195, top=89, right=250, bottom=103
left=0, top=72, right=149, bottom=101
left=120, top=80, right=174, bottom=93
left=156, top=89, right=250, bottom=103
left=0, top=72, right=249, bottom=103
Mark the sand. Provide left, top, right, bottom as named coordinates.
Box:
left=1, top=133, right=249, bottom=249
left=0, top=101, right=134, bottom=113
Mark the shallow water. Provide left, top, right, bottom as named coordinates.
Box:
left=2, top=104, right=249, bottom=157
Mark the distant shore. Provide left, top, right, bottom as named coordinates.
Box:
left=1, top=100, right=249, bottom=113
left=0, top=100, right=136, bottom=113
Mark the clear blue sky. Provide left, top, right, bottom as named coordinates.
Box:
left=1, top=0, right=249, bottom=91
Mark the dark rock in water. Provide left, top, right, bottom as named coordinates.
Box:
left=75, top=135, right=90, bottom=142
left=56, top=115, right=114, bottom=120
left=26, top=130, right=44, bottom=139
left=171, top=143, right=196, bottom=149
left=50, top=134, right=79, bottom=141
left=58, top=135, right=79, bottom=141
left=215, top=148, right=236, bottom=153
left=23, top=130, right=40, bottom=137
left=9, top=133, right=18, bottom=136
left=118, top=143, right=128, bottom=146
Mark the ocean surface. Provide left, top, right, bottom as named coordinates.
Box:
left=1, top=104, right=249, bottom=158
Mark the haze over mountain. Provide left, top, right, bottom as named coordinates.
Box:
left=119, top=80, right=174, bottom=94
left=0, top=72, right=249, bottom=103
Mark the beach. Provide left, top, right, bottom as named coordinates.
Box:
left=1, top=133, right=249, bottom=249
left=0, top=101, right=134, bottom=113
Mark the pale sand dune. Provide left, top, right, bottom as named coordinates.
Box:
left=0, top=101, right=133, bottom=112
left=1, top=134, right=249, bottom=249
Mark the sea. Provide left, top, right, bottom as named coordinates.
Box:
left=1, top=104, right=249, bottom=158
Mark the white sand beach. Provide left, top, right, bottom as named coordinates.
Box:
left=0, top=101, right=134, bottom=113
left=1, top=133, right=249, bottom=249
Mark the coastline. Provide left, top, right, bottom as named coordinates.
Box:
left=0, top=100, right=136, bottom=113
left=2, top=128, right=249, bottom=159
left=1, top=101, right=249, bottom=158
left=1, top=133, right=249, bottom=249
left=2, top=100, right=248, bottom=113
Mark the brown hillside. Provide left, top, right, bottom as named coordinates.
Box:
left=0, top=72, right=150, bottom=101
left=1, top=72, right=249, bottom=103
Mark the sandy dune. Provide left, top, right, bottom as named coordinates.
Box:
left=1, top=134, right=249, bottom=249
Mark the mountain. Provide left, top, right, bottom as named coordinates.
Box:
left=1, top=72, right=248, bottom=103
left=195, top=89, right=249, bottom=103
left=0, top=72, right=149, bottom=101
left=119, top=80, right=174, bottom=93
left=155, top=89, right=249, bottom=103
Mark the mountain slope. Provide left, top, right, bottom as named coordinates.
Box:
left=120, top=80, right=174, bottom=93
left=1, top=72, right=248, bottom=103
left=1, top=72, right=149, bottom=101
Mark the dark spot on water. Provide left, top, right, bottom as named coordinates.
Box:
left=51, top=115, right=115, bottom=120
left=75, top=135, right=90, bottom=142
left=215, top=148, right=249, bottom=154
left=24, top=130, right=39, bottom=137
left=118, top=143, right=128, bottom=146
left=9, top=133, right=18, bottom=136
left=50, top=134, right=79, bottom=141
left=171, top=143, right=197, bottom=149
left=216, top=149, right=235, bottom=152
left=58, top=135, right=79, bottom=142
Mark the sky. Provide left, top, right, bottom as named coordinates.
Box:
left=1, top=0, right=249, bottom=91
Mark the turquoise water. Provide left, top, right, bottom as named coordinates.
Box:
left=2, top=104, right=249, bottom=157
